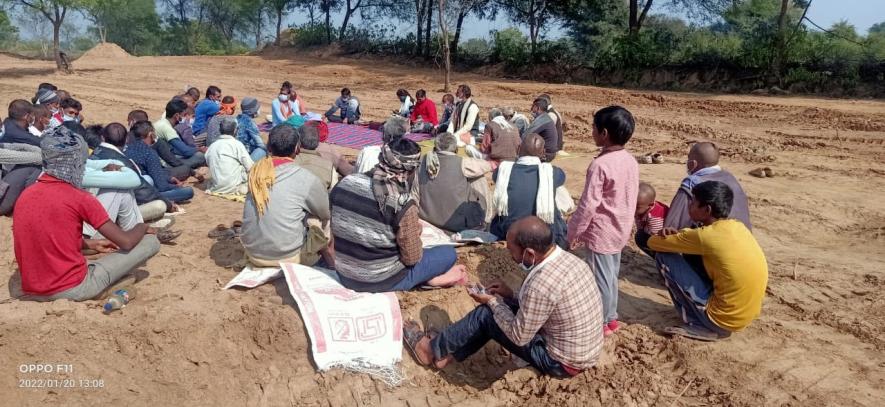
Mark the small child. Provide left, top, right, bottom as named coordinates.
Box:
left=567, top=105, right=640, bottom=337
left=636, top=182, right=669, bottom=236
left=435, top=94, right=455, bottom=134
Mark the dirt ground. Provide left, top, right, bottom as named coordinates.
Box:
left=0, top=46, right=883, bottom=406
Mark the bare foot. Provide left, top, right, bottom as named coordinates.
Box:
left=425, top=264, right=467, bottom=288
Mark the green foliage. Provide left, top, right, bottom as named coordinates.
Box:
left=81, top=0, right=161, bottom=55
left=292, top=22, right=330, bottom=47
left=460, top=38, right=492, bottom=66
left=491, top=28, right=529, bottom=67
left=0, top=9, right=18, bottom=48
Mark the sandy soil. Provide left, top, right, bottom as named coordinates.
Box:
left=0, top=47, right=883, bottom=406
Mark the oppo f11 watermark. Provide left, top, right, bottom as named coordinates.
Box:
left=16, top=363, right=105, bottom=389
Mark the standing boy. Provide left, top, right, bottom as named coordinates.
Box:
left=567, top=105, right=639, bottom=337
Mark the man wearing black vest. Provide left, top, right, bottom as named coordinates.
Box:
left=447, top=84, right=481, bottom=148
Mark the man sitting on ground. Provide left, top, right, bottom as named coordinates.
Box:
left=307, top=121, right=353, bottom=177
left=2, top=100, right=39, bottom=146
left=538, top=94, right=564, bottom=153
left=154, top=99, right=205, bottom=168
left=648, top=181, right=768, bottom=341
left=205, top=117, right=254, bottom=196
left=126, top=121, right=195, bottom=203
left=12, top=125, right=161, bottom=302
left=409, top=89, right=438, bottom=133
left=205, top=95, right=237, bottom=147
left=354, top=116, right=409, bottom=174
left=29, top=104, right=52, bottom=137
left=236, top=97, right=268, bottom=161
left=325, top=88, right=361, bottom=124
left=192, top=85, right=222, bottom=135
left=490, top=134, right=568, bottom=248
left=293, top=124, right=336, bottom=190
left=241, top=125, right=332, bottom=267
left=331, top=139, right=467, bottom=292
left=664, top=141, right=752, bottom=231
left=447, top=84, right=480, bottom=147
left=503, top=106, right=530, bottom=137
left=523, top=97, right=560, bottom=162
left=470, top=107, right=520, bottom=168
left=418, top=132, right=493, bottom=233
left=404, top=216, right=603, bottom=378
left=92, top=123, right=173, bottom=223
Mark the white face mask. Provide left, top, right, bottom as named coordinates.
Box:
left=63, top=114, right=78, bottom=123
left=278, top=94, right=289, bottom=102
left=518, top=251, right=536, bottom=273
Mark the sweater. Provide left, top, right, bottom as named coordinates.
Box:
left=330, top=173, right=411, bottom=285
left=490, top=163, right=568, bottom=248
left=410, top=98, right=439, bottom=125
left=241, top=162, right=330, bottom=261
left=192, top=99, right=220, bottom=135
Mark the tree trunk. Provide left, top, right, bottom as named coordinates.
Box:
left=339, top=0, right=360, bottom=42
left=629, top=0, right=638, bottom=34
left=416, top=0, right=424, bottom=56
left=255, top=8, right=263, bottom=48
left=275, top=9, right=283, bottom=46
left=529, top=17, right=537, bottom=59
left=773, top=0, right=790, bottom=86
left=451, top=10, right=466, bottom=62
left=325, top=7, right=332, bottom=44
left=437, top=0, right=450, bottom=92
left=424, top=0, right=432, bottom=58
left=52, top=20, right=62, bottom=70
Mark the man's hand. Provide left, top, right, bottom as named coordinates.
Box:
left=198, top=146, right=208, bottom=153
left=459, top=133, right=471, bottom=144
left=659, top=227, right=680, bottom=237
left=569, top=240, right=585, bottom=251
left=85, top=239, right=119, bottom=253
left=469, top=290, right=495, bottom=305
left=169, top=177, right=181, bottom=186
left=169, top=203, right=181, bottom=213
left=102, top=163, right=123, bottom=172
left=486, top=280, right=513, bottom=299
left=146, top=226, right=158, bottom=235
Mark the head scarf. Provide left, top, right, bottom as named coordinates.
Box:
left=40, top=125, right=88, bottom=188
left=36, top=88, right=60, bottom=105
left=218, top=97, right=237, bottom=116
left=371, top=144, right=420, bottom=220
left=248, top=157, right=277, bottom=217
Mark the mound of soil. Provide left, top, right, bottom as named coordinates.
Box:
left=78, top=42, right=132, bottom=63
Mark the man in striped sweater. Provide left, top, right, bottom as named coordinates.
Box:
left=330, top=138, right=467, bottom=292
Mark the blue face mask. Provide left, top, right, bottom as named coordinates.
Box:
left=63, top=114, right=79, bottom=123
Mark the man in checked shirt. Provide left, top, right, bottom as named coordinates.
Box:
left=404, top=216, right=604, bottom=378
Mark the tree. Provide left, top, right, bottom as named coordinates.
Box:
left=79, top=0, right=160, bottom=53
left=319, top=0, right=341, bottom=44
left=267, top=0, right=294, bottom=45
left=0, top=8, right=19, bottom=48
left=238, top=0, right=268, bottom=48
left=6, top=0, right=78, bottom=69
left=628, top=0, right=653, bottom=34
left=499, top=0, right=550, bottom=58
left=449, top=0, right=493, bottom=61
left=437, top=0, right=451, bottom=91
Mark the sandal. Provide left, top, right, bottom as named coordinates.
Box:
left=156, top=229, right=182, bottom=244
left=208, top=224, right=235, bottom=239
left=403, top=320, right=434, bottom=366
left=651, top=153, right=664, bottom=164
left=763, top=167, right=775, bottom=177
left=663, top=324, right=727, bottom=342
left=749, top=168, right=767, bottom=178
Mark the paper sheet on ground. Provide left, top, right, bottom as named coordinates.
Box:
left=280, top=263, right=402, bottom=372
left=224, top=263, right=403, bottom=375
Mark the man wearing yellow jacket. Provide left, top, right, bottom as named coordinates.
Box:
left=648, top=180, right=768, bottom=341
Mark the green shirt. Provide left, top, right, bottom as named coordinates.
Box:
left=153, top=116, right=180, bottom=142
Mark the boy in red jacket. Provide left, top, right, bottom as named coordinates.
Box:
left=409, top=89, right=438, bottom=133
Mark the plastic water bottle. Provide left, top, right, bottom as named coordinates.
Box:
left=103, top=288, right=135, bottom=313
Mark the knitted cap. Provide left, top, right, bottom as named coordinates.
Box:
left=36, top=88, right=60, bottom=105
left=241, top=97, right=260, bottom=117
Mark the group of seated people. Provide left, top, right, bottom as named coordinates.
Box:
left=0, top=81, right=769, bottom=381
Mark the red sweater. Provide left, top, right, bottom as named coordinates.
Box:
left=410, top=98, right=439, bottom=125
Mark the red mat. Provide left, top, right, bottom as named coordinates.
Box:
left=326, top=122, right=431, bottom=149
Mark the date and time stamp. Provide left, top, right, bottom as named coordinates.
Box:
left=15, top=363, right=105, bottom=390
